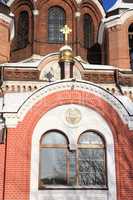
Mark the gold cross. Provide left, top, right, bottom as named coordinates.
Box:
left=60, top=25, right=72, bottom=44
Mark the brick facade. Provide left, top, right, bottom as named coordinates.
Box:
left=0, top=19, right=11, bottom=63
left=0, top=89, right=133, bottom=200
left=0, top=1, right=133, bottom=200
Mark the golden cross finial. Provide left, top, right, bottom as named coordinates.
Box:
left=60, top=24, right=72, bottom=44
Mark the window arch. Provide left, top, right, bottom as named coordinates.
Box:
left=83, top=14, right=94, bottom=48
left=48, top=6, right=65, bottom=43
left=17, top=11, right=29, bottom=49
left=39, top=130, right=106, bottom=188
left=128, top=23, right=133, bottom=70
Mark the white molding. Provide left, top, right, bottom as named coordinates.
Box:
left=0, top=13, right=12, bottom=24
left=98, top=9, right=133, bottom=44
left=4, top=80, right=132, bottom=129
left=33, top=10, right=39, bottom=16
left=7, top=0, right=15, bottom=6
left=0, top=13, right=14, bottom=41
left=30, top=104, right=116, bottom=200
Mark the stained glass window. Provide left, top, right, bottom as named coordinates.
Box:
left=17, top=11, right=29, bottom=49
left=48, top=6, right=65, bottom=43
left=83, top=14, right=93, bottom=48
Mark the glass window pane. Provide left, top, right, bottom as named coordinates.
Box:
left=41, top=131, right=67, bottom=145
left=78, top=149, right=106, bottom=186
left=79, top=132, right=103, bottom=145
left=17, top=11, right=29, bottom=49
left=40, top=148, right=67, bottom=185
left=84, top=14, right=93, bottom=48
left=48, top=6, right=65, bottom=43
left=128, top=23, right=133, bottom=70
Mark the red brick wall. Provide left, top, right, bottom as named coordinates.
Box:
left=0, top=90, right=133, bottom=200
left=0, top=20, right=10, bottom=63
left=0, top=144, right=5, bottom=200
left=10, top=0, right=103, bottom=62
left=106, top=16, right=133, bottom=69
left=107, top=25, right=130, bottom=68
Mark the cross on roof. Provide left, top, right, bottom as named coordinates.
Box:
left=60, top=25, right=72, bottom=44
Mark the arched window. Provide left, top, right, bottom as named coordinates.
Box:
left=78, top=131, right=106, bottom=186
left=39, top=130, right=106, bottom=188
left=128, top=23, right=133, bottom=70
left=48, top=6, right=65, bottom=43
left=83, top=14, right=94, bottom=48
left=17, top=11, right=29, bottom=49
left=39, top=131, right=68, bottom=186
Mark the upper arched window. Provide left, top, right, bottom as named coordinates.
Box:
left=17, top=11, right=29, bottom=49
left=128, top=23, right=133, bottom=70
left=39, top=130, right=106, bottom=188
left=48, top=6, right=65, bottom=43
left=83, top=14, right=94, bottom=48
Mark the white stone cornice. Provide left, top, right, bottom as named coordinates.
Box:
left=3, top=80, right=133, bottom=130
left=0, top=13, right=12, bottom=24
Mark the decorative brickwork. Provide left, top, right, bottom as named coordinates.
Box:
left=0, top=88, right=133, bottom=200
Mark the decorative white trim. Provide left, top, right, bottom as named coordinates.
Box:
left=0, top=13, right=14, bottom=41
left=0, top=13, right=12, bottom=24
left=30, top=104, right=116, bottom=200
left=7, top=0, right=15, bottom=6
left=98, top=9, right=133, bottom=44
left=33, top=10, right=39, bottom=16
left=4, top=80, right=132, bottom=129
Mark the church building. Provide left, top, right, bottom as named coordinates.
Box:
left=0, top=0, right=133, bottom=200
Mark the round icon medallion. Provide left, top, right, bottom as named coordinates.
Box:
left=65, top=108, right=81, bottom=125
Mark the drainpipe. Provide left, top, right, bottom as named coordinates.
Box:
left=114, top=69, right=124, bottom=95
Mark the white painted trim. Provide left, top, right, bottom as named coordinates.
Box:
left=0, top=13, right=12, bottom=24
left=4, top=80, right=132, bottom=129
left=98, top=9, right=133, bottom=44
left=30, top=104, right=116, bottom=200
left=7, top=0, right=15, bottom=6
left=0, top=13, right=14, bottom=41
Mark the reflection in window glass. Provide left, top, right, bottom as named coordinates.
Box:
left=40, top=148, right=67, bottom=185
left=78, top=149, right=106, bottom=186
left=79, top=132, right=103, bottom=145
left=39, top=130, right=106, bottom=188
left=41, top=131, right=67, bottom=145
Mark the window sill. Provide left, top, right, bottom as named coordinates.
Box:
left=39, top=185, right=108, bottom=190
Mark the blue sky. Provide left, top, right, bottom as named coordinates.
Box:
left=102, top=0, right=118, bottom=11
